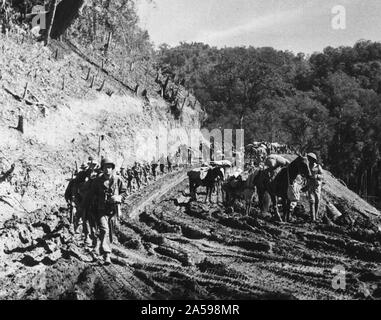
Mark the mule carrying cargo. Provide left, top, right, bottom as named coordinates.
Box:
left=265, top=154, right=290, bottom=169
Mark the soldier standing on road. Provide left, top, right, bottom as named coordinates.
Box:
left=133, top=162, right=142, bottom=190
left=151, top=157, right=158, bottom=181
left=144, top=162, right=151, bottom=184
left=167, top=154, right=173, bottom=173
left=76, top=163, right=88, bottom=181
left=303, top=153, right=324, bottom=222
left=83, top=158, right=126, bottom=264
left=87, top=156, right=96, bottom=170
left=159, top=154, right=166, bottom=175
left=126, top=166, right=134, bottom=193
left=175, top=149, right=181, bottom=170
left=141, top=163, right=148, bottom=186
left=85, top=156, right=100, bottom=179
left=119, top=167, right=127, bottom=182
left=77, top=169, right=98, bottom=247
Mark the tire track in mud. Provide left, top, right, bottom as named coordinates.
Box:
left=259, top=263, right=340, bottom=299
left=137, top=262, right=264, bottom=299
left=85, top=170, right=193, bottom=299
left=86, top=168, right=380, bottom=300
left=123, top=170, right=189, bottom=220
left=92, top=258, right=151, bottom=300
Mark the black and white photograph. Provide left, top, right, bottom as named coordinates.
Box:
left=0, top=0, right=381, bottom=306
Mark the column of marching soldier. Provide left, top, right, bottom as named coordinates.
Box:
left=65, top=146, right=323, bottom=265
left=65, top=151, right=189, bottom=265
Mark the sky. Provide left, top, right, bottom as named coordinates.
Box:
left=136, top=0, right=381, bottom=54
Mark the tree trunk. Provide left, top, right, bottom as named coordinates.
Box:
left=50, top=0, right=87, bottom=40
left=44, top=0, right=58, bottom=45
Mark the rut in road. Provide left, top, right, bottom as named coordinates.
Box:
left=125, top=171, right=189, bottom=219
left=78, top=170, right=381, bottom=300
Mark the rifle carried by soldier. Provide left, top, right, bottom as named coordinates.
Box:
left=108, top=201, right=121, bottom=244
left=103, top=175, right=124, bottom=245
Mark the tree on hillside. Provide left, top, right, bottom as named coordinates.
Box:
left=158, top=40, right=381, bottom=202
left=44, top=0, right=57, bottom=45
left=280, top=94, right=332, bottom=154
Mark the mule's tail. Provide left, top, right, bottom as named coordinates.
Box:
left=188, top=177, right=196, bottom=200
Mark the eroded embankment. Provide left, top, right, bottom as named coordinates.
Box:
left=0, top=35, right=202, bottom=226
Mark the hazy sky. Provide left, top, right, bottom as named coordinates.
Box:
left=136, top=0, right=381, bottom=54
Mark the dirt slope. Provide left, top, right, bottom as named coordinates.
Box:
left=0, top=33, right=202, bottom=225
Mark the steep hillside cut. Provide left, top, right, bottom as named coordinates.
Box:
left=0, top=33, right=203, bottom=225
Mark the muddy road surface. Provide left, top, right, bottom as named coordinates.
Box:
left=1, top=169, right=381, bottom=300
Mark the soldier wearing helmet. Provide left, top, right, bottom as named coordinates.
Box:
left=119, top=166, right=126, bottom=180
left=304, top=152, right=324, bottom=222
left=85, top=156, right=101, bottom=179
left=82, top=157, right=126, bottom=264
left=87, top=156, right=96, bottom=168
left=126, top=166, right=135, bottom=193
left=167, top=154, right=173, bottom=173
left=151, top=156, right=158, bottom=181
left=133, top=162, right=142, bottom=190
left=144, top=161, right=151, bottom=184
left=75, top=163, right=88, bottom=183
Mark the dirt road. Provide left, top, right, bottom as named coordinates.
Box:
left=1, top=168, right=381, bottom=300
